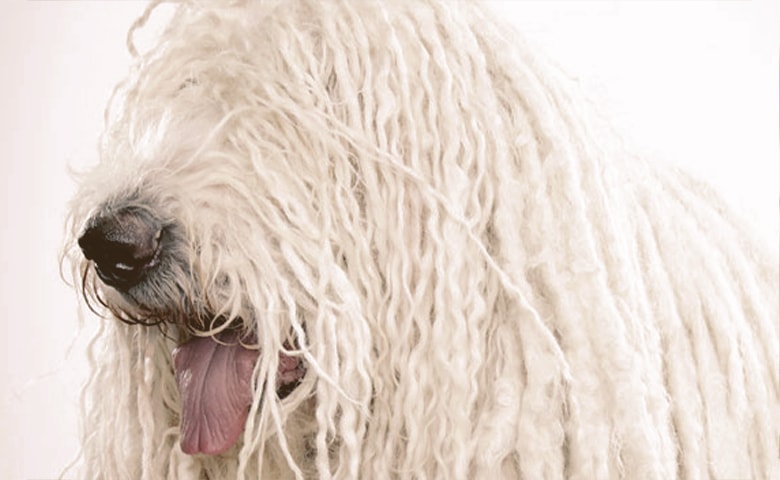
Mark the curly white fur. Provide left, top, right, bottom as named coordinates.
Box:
left=63, top=0, right=779, bottom=478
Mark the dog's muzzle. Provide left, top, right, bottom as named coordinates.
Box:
left=77, top=206, right=307, bottom=455
left=78, top=207, right=163, bottom=291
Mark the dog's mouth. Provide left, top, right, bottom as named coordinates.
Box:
left=77, top=209, right=308, bottom=455
left=172, top=328, right=305, bottom=455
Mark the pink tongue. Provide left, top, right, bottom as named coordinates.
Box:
left=172, top=331, right=260, bottom=455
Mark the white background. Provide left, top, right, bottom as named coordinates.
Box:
left=1, top=1, right=777, bottom=478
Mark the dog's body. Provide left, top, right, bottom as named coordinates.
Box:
left=66, top=1, right=778, bottom=478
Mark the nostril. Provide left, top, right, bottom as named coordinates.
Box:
left=78, top=208, right=163, bottom=290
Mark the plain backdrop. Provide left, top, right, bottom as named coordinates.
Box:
left=1, top=1, right=777, bottom=479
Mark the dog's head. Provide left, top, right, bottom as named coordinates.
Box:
left=63, top=0, right=562, bottom=474
left=63, top=1, right=392, bottom=457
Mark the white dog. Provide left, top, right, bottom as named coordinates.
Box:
left=65, top=1, right=778, bottom=478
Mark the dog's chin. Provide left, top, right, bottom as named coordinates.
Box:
left=172, top=327, right=306, bottom=455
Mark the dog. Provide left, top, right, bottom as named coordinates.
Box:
left=65, top=1, right=779, bottom=478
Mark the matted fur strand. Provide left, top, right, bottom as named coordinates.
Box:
left=63, top=0, right=778, bottom=479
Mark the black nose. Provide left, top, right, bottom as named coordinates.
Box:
left=78, top=208, right=162, bottom=290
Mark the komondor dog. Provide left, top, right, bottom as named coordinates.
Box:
left=63, top=0, right=778, bottom=478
